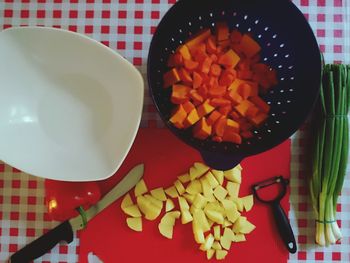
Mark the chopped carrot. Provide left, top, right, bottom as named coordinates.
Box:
left=182, top=101, right=195, bottom=114
left=207, top=110, right=222, bottom=125
left=237, top=70, right=253, bottom=80
left=169, top=104, right=187, bottom=128
left=197, top=100, right=215, bottom=117
left=250, top=54, right=261, bottom=64
left=167, top=53, right=183, bottom=67
left=193, top=71, right=203, bottom=89
left=177, top=45, right=192, bottom=60
left=222, top=131, right=242, bottom=144
left=185, top=29, right=211, bottom=51
left=210, top=98, right=231, bottom=107
left=210, top=63, right=222, bottom=77
left=218, top=39, right=230, bottom=49
left=189, top=89, right=204, bottom=105
left=163, top=68, right=180, bottom=88
left=246, top=105, right=260, bottom=118
left=199, top=71, right=211, bottom=85
left=238, top=59, right=251, bottom=70
left=199, top=56, right=213, bottom=74
left=266, top=69, right=278, bottom=86
left=241, top=131, right=253, bottom=139
left=239, top=83, right=253, bottom=100
left=218, top=104, right=232, bottom=116
left=212, top=136, right=223, bottom=142
left=210, top=54, right=218, bottom=62
left=216, top=22, right=229, bottom=42
left=250, top=112, right=268, bottom=127
left=183, top=108, right=201, bottom=128
left=206, top=36, right=217, bottom=54
left=249, top=96, right=270, bottom=113
left=240, top=34, right=261, bottom=58
left=218, top=49, right=240, bottom=68
left=230, top=30, right=242, bottom=44
left=239, top=119, right=253, bottom=131
left=219, top=69, right=236, bottom=86
left=208, top=85, right=226, bottom=98
left=252, top=63, right=269, bottom=74
left=171, top=84, right=191, bottom=104
left=191, top=43, right=207, bottom=58
left=193, top=117, right=212, bottom=140
left=197, top=84, right=208, bottom=97
left=227, top=89, right=243, bottom=105
left=226, top=118, right=240, bottom=133
left=208, top=77, right=219, bottom=88
left=184, top=59, right=199, bottom=71
left=178, top=67, right=193, bottom=84
left=229, top=110, right=241, bottom=121
left=235, top=100, right=255, bottom=117
left=213, top=117, right=227, bottom=137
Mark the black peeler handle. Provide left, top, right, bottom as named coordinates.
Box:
left=272, top=202, right=297, bottom=254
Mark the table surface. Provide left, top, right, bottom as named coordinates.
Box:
left=0, top=0, right=349, bottom=262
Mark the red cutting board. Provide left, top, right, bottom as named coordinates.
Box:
left=79, top=128, right=291, bottom=263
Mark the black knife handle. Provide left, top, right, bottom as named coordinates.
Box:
left=272, top=202, right=297, bottom=254
left=10, top=221, right=74, bottom=263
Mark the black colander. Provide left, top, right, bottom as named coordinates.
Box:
left=147, top=0, right=321, bottom=170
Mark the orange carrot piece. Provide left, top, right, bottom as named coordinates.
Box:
left=218, top=49, right=240, bottom=68
left=183, top=108, right=201, bottom=128
left=198, top=84, right=208, bottom=97
left=210, top=63, right=222, bottom=77
left=239, top=83, right=253, bottom=100
left=191, top=43, right=207, bottom=58
left=239, top=119, right=253, bottom=131
left=193, top=71, right=203, bottom=89
left=250, top=54, right=261, bottom=64
left=208, top=85, right=226, bottom=98
left=250, top=112, right=268, bottom=126
left=207, top=110, right=222, bottom=125
left=227, top=90, right=243, bottom=105
left=171, top=84, right=191, bottom=104
left=218, top=105, right=232, bottom=116
left=239, top=34, right=261, bottom=58
left=210, top=54, right=218, bottom=62
left=230, top=30, right=242, bottom=44
left=185, top=29, right=211, bottom=51
left=213, top=136, right=223, bottom=142
left=213, top=117, right=227, bottom=137
left=222, top=131, right=242, bottom=144
left=200, top=56, right=213, bottom=74
left=182, top=101, right=195, bottom=114
left=163, top=68, right=181, bottom=88
left=241, top=130, right=253, bottom=139
left=189, top=89, right=204, bottom=105
left=266, top=69, right=278, bottom=86
left=206, top=36, right=217, bottom=54
left=249, top=96, right=270, bottom=113
left=246, top=105, right=260, bottom=118
left=184, top=59, right=199, bottom=71
left=167, top=53, right=183, bottom=67
left=218, top=39, right=231, bottom=50
left=234, top=100, right=255, bottom=117
left=178, top=67, right=193, bottom=83
left=210, top=98, right=231, bottom=107
left=169, top=104, right=187, bottom=128
left=216, top=22, right=229, bottom=42
left=219, top=69, right=236, bottom=86
left=208, top=77, right=219, bottom=88
left=237, top=70, right=253, bottom=80
left=229, top=110, right=241, bottom=121
left=193, top=117, right=212, bottom=140
left=197, top=100, right=215, bottom=118
left=226, top=118, right=240, bottom=133
left=177, top=44, right=192, bottom=60
left=252, top=63, right=269, bottom=74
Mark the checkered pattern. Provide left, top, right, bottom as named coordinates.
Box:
left=0, top=0, right=349, bottom=262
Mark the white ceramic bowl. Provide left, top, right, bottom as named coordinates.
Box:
left=0, top=27, right=144, bottom=181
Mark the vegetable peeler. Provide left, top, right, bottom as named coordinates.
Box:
left=252, top=176, right=297, bottom=253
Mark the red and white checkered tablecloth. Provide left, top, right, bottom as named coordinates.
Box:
left=0, top=0, right=349, bottom=262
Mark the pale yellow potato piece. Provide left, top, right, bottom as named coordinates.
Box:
left=121, top=193, right=133, bottom=210
left=241, top=194, right=254, bottom=212
left=213, top=185, right=228, bottom=201
left=192, top=220, right=205, bottom=244
left=204, top=202, right=225, bottom=214
left=201, top=178, right=215, bottom=202
left=236, top=164, right=243, bottom=170
left=206, top=249, right=215, bottom=260
left=220, top=228, right=235, bottom=250
left=123, top=204, right=142, bottom=217
left=178, top=173, right=191, bottom=183
left=203, top=171, right=219, bottom=189
left=144, top=194, right=163, bottom=209
left=232, top=216, right=250, bottom=233
left=193, top=162, right=210, bottom=173
left=224, top=227, right=235, bottom=241
left=226, top=207, right=241, bottom=223
left=224, top=167, right=241, bottom=183
left=213, top=225, right=221, bottom=241
left=193, top=209, right=210, bottom=232
left=193, top=193, right=208, bottom=209
left=186, top=179, right=202, bottom=195
left=158, top=222, right=174, bottom=239
left=174, top=180, right=186, bottom=195
left=165, top=198, right=175, bottom=212
left=134, top=179, right=148, bottom=197
left=220, top=199, right=235, bottom=210
left=189, top=162, right=209, bottom=181
left=205, top=209, right=224, bottom=224
left=165, top=186, right=179, bottom=198
left=212, top=241, right=222, bottom=250
left=223, top=219, right=232, bottom=227
left=208, top=219, right=214, bottom=228
left=160, top=211, right=180, bottom=226
left=240, top=219, right=256, bottom=234
left=211, top=169, right=224, bottom=185
left=126, top=217, right=142, bottom=232
left=199, top=233, right=215, bottom=251
left=226, top=181, right=240, bottom=198
left=216, top=250, right=228, bottom=260
left=230, top=197, right=244, bottom=212
left=234, top=233, right=246, bottom=242
left=178, top=196, right=190, bottom=210
left=137, top=196, right=162, bottom=221
left=181, top=209, right=193, bottom=224
left=183, top=193, right=196, bottom=204
left=150, top=187, right=167, bottom=201
left=190, top=205, right=199, bottom=215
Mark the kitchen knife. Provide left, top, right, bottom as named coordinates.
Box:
left=9, top=163, right=144, bottom=263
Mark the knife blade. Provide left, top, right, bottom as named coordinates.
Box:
left=9, top=164, right=144, bottom=263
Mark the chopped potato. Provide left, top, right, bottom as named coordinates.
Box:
left=160, top=211, right=180, bottom=226
left=223, top=219, right=232, bottom=227
left=230, top=197, right=244, bottom=212
left=232, top=216, right=256, bottom=234
left=189, top=163, right=209, bottom=181
left=126, top=217, right=142, bottom=232
left=137, top=195, right=162, bottom=221
left=206, top=249, right=215, bottom=260
left=178, top=196, right=190, bottom=210
left=199, top=233, right=215, bottom=251
left=220, top=199, right=235, bottom=210
left=183, top=193, right=196, bottom=204
left=150, top=187, right=167, bottom=201
left=212, top=241, right=222, bottom=250
left=201, top=178, right=215, bottom=202
left=213, top=185, right=228, bottom=201
left=193, top=209, right=210, bottom=232
left=205, top=209, right=224, bottom=224
left=178, top=173, right=191, bottom=183
left=123, top=204, right=142, bottom=217
left=121, top=193, right=133, bottom=210
left=234, top=233, right=246, bottom=242
left=211, top=170, right=224, bottom=185
left=216, top=250, right=228, bottom=260
left=224, top=167, right=241, bottom=183
left=159, top=222, right=174, bottom=239
left=193, top=193, right=208, bottom=209
left=203, top=171, right=219, bottom=189
left=194, top=162, right=210, bottom=173
left=241, top=195, right=254, bottom=212
left=165, top=198, right=175, bottom=212
left=193, top=220, right=205, bottom=244
left=181, top=209, right=193, bottom=224
left=213, top=225, right=221, bottom=241
left=226, top=182, right=240, bottom=198
left=165, top=186, right=179, bottom=198
left=226, top=207, right=241, bottom=223
left=186, top=179, right=202, bottom=195
left=134, top=179, right=148, bottom=197
left=144, top=194, right=163, bottom=209
left=174, top=180, right=186, bottom=195
left=240, top=219, right=256, bottom=234
left=220, top=228, right=235, bottom=250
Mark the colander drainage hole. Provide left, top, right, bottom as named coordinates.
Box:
left=236, top=23, right=240, bottom=28
left=255, top=19, right=259, bottom=24
left=280, top=89, right=284, bottom=93
left=277, top=101, right=281, bottom=105
left=280, top=43, right=285, bottom=48
left=285, top=54, right=290, bottom=58
left=289, top=88, right=294, bottom=92
left=198, top=16, right=202, bottom=20
left=290, top=77, right=295, bottom=80
left=288, top=65, right=293, bottom=69
left=274, top=53, right=278, bottom=57
left=209, top=12, right=213, bottom=17
left=267, top=129, right=272, bottom=133
left=272, top=34, right=277, bottom=38
left=275, top=121, right=280, bottom=124
left=280, top=77, right=285, bottom=81
left=264, top=26, right=269, bottom=31
left=258, top=34, right=262, bottom=38
left=188, top=22, right=192, bottom=26
left=278, top=65, right=283, bottom=68
left=248, top=28, right=251, bottom=32
left=244, top=15, right=248, bottom=20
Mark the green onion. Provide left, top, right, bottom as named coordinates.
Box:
left=309, top=64, right=349, bottom=246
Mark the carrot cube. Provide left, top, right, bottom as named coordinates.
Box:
left=218, top=49, right=240, bottom=68
left=177, top=45, right=192, bottom=60
left=184, top=59, right=199, bottom=71
left=185, top=29, right=211, bottom=51
left=207, top=111, right=222, bottom=125
left=193, top=117, right=212, bottom=140
left=250, top=112, right=268, bottom=126
left=213, top=117, right=227, bottom=137
left=216, top=22, right=229, bottom=42
left=239, top=34, right=261, bottom=58
left=163, top=68, right=180, bottom=88
left=182, top=101, right=195, bottom=114
left=249, top=96, right=270, bottom=113
left=171, top=84, right=191, bottom=104
left=235, top=100, right=255, bottom=117
left=178, top=67, right=193, bottom=83
left=167, top=53, right=183, bottom=67
left=193, top=71, right=203, bottom=89
left=226, top=119, right=240, bottom=133
left=169, top=104, right=187, bottom=128
left=222, top=131, right=242, bottom=144
left=197, top=100, right=215, bottom=118
left=184, top=108, right=200, bottom=128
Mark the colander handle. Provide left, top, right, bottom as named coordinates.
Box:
left=200, top=151, right=244, bottom=170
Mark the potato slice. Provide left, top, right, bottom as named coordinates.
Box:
left=126, top=217, right=142, bottom=232
left=183, top=193, right=196, bottom=204
left=178, top=173, right=191, bottom=183
left=240, top=219, right=256, bottom=234
left=206, top=249, right=215, bottom=260
left=160, top=211, right=180, bottom=226
left=201, top=178, right=215, bottom=202
left=121, top=193, right=133, bottom=210
left=174, top=180, right=186, bottom=195
left=178, top=196, right=190, bottom=210
left=241, top=194, right=254, bottom=212
left=186, top=179, right=202, bottom=195
left=193, top=193, right=208, bottom=209
left=220, top=199, right=235, bottom=210
left=123, top=204, right=142, bottom=217
left=165, top=186, right=179, bottom=198
left=134, top=179, right=148, bottom=197
left=224, top=167, right=241, bottom=183
left=205, top=202, right=225, bottom=214
left=220, top=230, right=232, bottom=250
left=226, top=182, right=240, bottom=198
left=223, top=219, right=232, bottom=227
left=226, top=207, right=241, bottom=223
left=181, top=209, right=193, bottom=224
left=192, top=220, right=205, bottom=244
left=165, top=198, right=175, bottom=212
left=158, top=222, right=174, bottom=239
left=230, top=197, right=244, bottom=212
left=205, top=209, right=224, bottom=224
left=193, top=209, right=210, bottom=232
left=189, top=162, right=209, bottom=181
left=150, top=187, right=167, bottom=201
left=194, top=162, right=210, bottom=173
left=211, top=169, right=224, bottom=185
left=213, top=185, right=228, bottom=201
left=213, top=225, right=221, bottom=241
left=137, top=196, right=162, bottom=221
left=232, top=216, right=255, bottom=233
left=203, top=171, right=219, bottom=189
left=212, top=241, right=222, bottom=250
left=215, top=250, right=228, bottom=260
left=144, top=194, right=163, bottom=209
left=234, top=233, right=246, bottom=242
left=199, top=233, right=215, bottom=251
